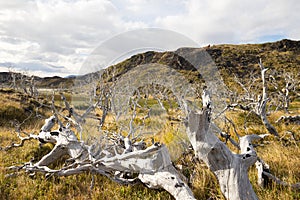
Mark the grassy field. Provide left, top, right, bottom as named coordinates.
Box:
left=0, top=88, right=299, bottom=200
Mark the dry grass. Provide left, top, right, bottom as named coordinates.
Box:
left=249, top=141, right=300, bottom=200
left=0, top=89, right=299, bottom=200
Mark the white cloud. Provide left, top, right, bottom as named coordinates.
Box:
left=112, top=0, right=187, bottom=23
left=0, top=0, right=146, bottom=76
left=0, top=61, right=69, bottom=77
left=156, top=0, right=300, bottom=45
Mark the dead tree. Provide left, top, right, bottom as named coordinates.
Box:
left=5, top=122, right=195, bottom=200
left=196, top=88, right=300, bottom=196
left=276, top=115, right=300, bottom=125
left=8, top=67, right=17, bottom=90
left=3, top=92, right=195, bottom=200
left=29, top=75, right=38, bottom=97
left=256, top=60, right=279, bottom=136
left=268, top=71, right=299, bottom=113
left=184, top=88, right=270, bottom=200
left=233, top=59, right=279, bottom=136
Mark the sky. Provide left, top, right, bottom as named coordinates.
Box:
left=0, top=0, right=299, bottom=77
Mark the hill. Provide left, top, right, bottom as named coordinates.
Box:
left=101, top=39, right=299, bottom=92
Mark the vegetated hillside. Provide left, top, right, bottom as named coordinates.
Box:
left=103, top=39, right=299, bottom=87
left=209, top=39, right=300, bottom=68
left=100, top=50, right=202, bottom=84
left=206, top=39, right=300, bottom=77
left=36, top=76, right=75, bottom=88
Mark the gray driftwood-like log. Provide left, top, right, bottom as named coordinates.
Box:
left=185, top=89, right=270, bottom=200
left=6, top=114, right=195, bottom=200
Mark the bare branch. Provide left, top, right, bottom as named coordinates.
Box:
left=262, top=171, right=300, bottom=189
left=276, top=115, right=300, bottom=124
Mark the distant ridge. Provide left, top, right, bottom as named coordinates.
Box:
left=64, top=75, right=77, bottom=78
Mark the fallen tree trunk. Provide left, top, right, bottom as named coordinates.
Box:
left=139, top=165, right=195, bottom=200
left=6, top=115, right=195, bottom=200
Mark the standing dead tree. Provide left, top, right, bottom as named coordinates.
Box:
left=232, top=59, right=279, bottom=136
left=256, top=60, right=279, bottom=136
left=268, top=70, right=299, bottom=113
left=29, top=75, right=38, bottom=98
left=185, top=88, right=269, bottom=200
left=269, top=71, right=300, bottom=126
left=8, top=67, right=17, bottom=90
left=7, top=68, right=39, bottom=98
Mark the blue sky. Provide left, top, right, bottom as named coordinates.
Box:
left=0, top=0, right=299, bottom=77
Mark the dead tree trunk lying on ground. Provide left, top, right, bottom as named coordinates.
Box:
left=4, top=114, right=195, bottom=200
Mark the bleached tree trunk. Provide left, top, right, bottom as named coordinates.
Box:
left=8, top=67, right=17, bottom=90
left=185, top=90, right=266, bottom=200
left=255, top=157, right=270, bottom=187
left=139, top=165, right=195, bottom=200
left=29, top=76, right=38, bottom=97
left=257, top=60, right=279, bottom=136
left=283, top=81, right=290, bottom=113
left=186, top=111, right=259, bottom=200
left=6, top=114, right=195, bottom=200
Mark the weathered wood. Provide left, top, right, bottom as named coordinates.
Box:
left=276, top=115, right=300, bottom=124
left=139, top=165, right=196, bottom=200
left=186, top=108, right=260, bottom=200
left=232, top=60, right=280, bottom=137
left=255, top=157, right=271, bottom=187
left=6, top=114, right=195, bottom=200
left=256, top=60, right=279, bottom=136
left=184, top=86, right=273, bottom=200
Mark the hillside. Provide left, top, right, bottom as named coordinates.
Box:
left=100, top=39, right=300, bottom=95
left=208, top=39, right=300, bottom=69
left=105, top=39, right=299, bottom=75
left=206, top=39, right=300, bottom=77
